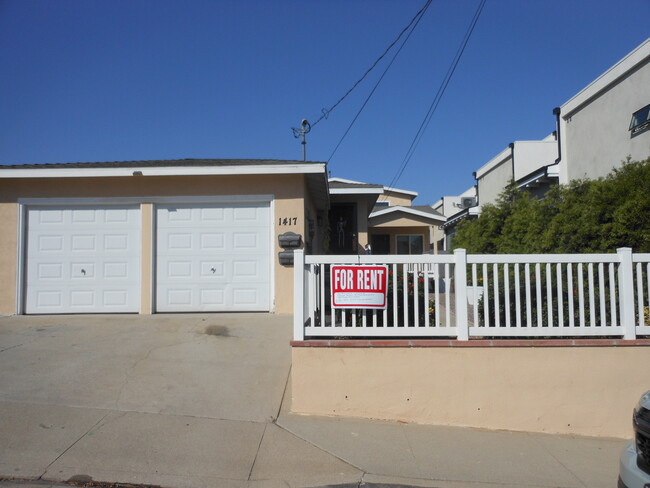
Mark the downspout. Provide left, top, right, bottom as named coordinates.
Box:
left=553, top=107, right=562, bottom=164
left=508, top=142, right=515, bottom=183
left=473, top=171, right=479, bottom=207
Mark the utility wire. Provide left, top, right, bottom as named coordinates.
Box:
left=328, top=0, right=432, bottom=162
left=306, top=0, right=432, bottom=131
left=381, top=0, right=487, bottom=201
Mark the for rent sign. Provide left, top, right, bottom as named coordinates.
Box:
left=330, top=265, right=389, bottom=309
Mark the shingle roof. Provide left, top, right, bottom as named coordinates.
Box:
left=0, top=158, right=324, bottom=169
left=411, top=205, right=444, bottom=218
left=328, top=181, right=384, bottom=190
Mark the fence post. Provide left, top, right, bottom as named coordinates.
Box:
left=293, top=249, right=305, bottom=341
left=617, top=247, right=636, bottom=340
left=454, top=248, right=469, bottom=340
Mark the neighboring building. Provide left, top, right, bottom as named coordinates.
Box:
left=431, top=187, right=477, bottom=220
left=327, top=178, right=446, bottom=255
left=432, top=186, right=477, bottom=251
left=0, top=159, right=329, bottom=315
left=556, top=37, right=650, bottom=184
left=437, top=37, right=650, bottom=254
left=474, top=135, right=558, bottom=210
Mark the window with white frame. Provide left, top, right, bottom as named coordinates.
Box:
left=396, top=234, right=424, bottom=254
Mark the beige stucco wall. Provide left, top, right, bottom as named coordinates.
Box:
left=292, top=346, right=650, bottom=438
left=370, top=213, right=443, bottom=228
left=0, top=174, right=310, bottom=315
left=140, top=203, right=153, bottom=314
left=356, top=199, right=369, bottom=249
left=383, top=194, right=414, bottom=207
left=0, top=203, right=18, bottom=314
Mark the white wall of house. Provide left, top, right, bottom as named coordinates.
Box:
left=559, top=38, right=650, bottom=184
left=513, top=137, right=558, bottom=181
left=476, top=147, right=512, bottom=208
left=432, top=186, right=477, bottom=217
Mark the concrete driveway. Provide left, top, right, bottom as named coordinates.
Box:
left=0, top=314, right=291, bottom=422
left=0, top=314, right=359, bottom=488
left=0, top=314, right=629, bottom=488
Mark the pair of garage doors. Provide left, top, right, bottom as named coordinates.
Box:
left=24, top=202, right=271, bottom=314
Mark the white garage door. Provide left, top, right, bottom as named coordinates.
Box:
left=25, top=205, right=141, bottom=314
left=156, top=202, right=271, bottom=312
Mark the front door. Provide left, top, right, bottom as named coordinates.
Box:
left=328, top=203, right=357, bottom=254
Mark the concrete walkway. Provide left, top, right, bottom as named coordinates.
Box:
left=0, top=314, right=627, bottom=488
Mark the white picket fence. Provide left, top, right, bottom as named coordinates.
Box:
left=293, top=248, right=650, bottom=341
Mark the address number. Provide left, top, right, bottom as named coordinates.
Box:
left=279, top=217, right=298, bottom=226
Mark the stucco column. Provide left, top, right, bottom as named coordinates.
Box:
left=140, top=203, right=153, bottom=314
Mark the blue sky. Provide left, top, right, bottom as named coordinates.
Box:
left=1, top=0, right=649, bottom=204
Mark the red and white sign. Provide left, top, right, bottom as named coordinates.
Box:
left=331, top=265, right=389, bottom=309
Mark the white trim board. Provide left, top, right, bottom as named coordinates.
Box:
left=328, top=177, right=418, bottom=197
left=19, top=195, right=275, bottom=206
left=370, top=206, right=446, bottom=222
left=561, top=37, right=650, bottom=117
left=329, top=188, right=384, bottom=195
left=2, top=163, right=326, bottom=179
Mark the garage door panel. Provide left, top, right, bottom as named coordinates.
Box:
left=25, top=205, right=141, bottom=314
left=156, top=202, right=270, bottom=312
left=200, top=288, right=225, bottom=306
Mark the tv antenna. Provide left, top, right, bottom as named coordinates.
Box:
left=292, top=119, right=311, bottom=161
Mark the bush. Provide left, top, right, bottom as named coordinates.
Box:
left=453, top=157, right=650, bottom=254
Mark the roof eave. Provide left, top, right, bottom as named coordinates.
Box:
left=0, top=163, right=327, bottom=179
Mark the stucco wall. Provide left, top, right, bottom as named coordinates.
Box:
left=383, top=194, right=414, bottom=207
left=563, top=59, right=650, bottom=183
left=477, top=156, right=513, bottom=208
left=0, top=203, right=18, bottom=314
left=370, top=213, right=442, bottom=228
left=356, top=199, right=369, bottom=249
left=0, top=174, right=308, bottom=315
left=291, top=345, right=650, bottom=438
left=513, top=140, right=558, bottom=181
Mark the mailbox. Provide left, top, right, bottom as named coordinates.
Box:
left=278, top=232, right=301, bottom=249
left=278, top=250, right=294, bottom=266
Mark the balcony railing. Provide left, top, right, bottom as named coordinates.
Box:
left=293, top=248, right=650, bottom=341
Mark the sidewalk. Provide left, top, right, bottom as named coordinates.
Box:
left=0, top=314, right=627, bottom=488
left=0, top=387, right=627, bottom=488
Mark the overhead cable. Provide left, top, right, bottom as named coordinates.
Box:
left=327, top=0, right=432, bottom=162
left=302, top=0, right=432, bottom=132
left=381, top=0, right=487, bottom=200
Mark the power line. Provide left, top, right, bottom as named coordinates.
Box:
left=327, top=0, right=432, bottom=162
left=294, top=0, right=433, bottom=135
left=381, top=0, right=487, bottom=201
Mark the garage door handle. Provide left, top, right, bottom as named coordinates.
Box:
left=81, top=269, right=86, bottom=276
left=210, top=267, right=216, bottom=273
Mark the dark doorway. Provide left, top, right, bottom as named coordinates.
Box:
left=371, top=234, right=390, bottom=254
left=329, top=203, right=357, bottom=254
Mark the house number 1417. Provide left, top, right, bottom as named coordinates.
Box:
left=279, top=217, right=298, bottom=226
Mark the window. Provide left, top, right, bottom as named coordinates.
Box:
left=629, top=104, right=650, bottom=133
left=396, top=234, right=424, bottom=255
left=375, top=201, right=389, bottom=207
